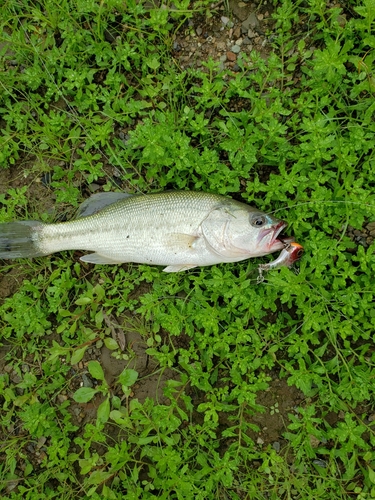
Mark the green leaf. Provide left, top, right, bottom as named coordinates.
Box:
left=95, top=310, right=103, bottom=327
left=71, top=346, right=88, bottom=365
left=104, top=337, right=119, bottom=350
left=118, top=368, right=138, bottom=387
left=58, top=309, right=72, bottom=318
left=298, top=39, right=305, bottom=52
left=73, top=387, right=97, bottom=403
left=75, top=297, right=92, bottom=305
left=86, top=470, right=113, bottom=486
left=48, top=341, right=69, bottom=361
left=88, top=360, right=105, bottom=381
left=97, top=398, right=110, bottom=424
left=368, top=466, right=375, bottom=484
left=146, top=57, right=160, bottom=70
left=110, top=410, right=132, bottom=427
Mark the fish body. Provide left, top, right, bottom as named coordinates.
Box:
left=258, top=242, right=304, bottom=272
left=0, top=191, right=288, bottom=272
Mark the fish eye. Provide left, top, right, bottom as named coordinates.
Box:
left=250, top=214, right=267, bottom=227
left=296, top=249, right=304, bottom=258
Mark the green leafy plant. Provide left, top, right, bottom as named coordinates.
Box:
left=1, top=0, right=375, bottom=499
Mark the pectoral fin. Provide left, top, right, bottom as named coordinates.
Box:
left=163, top=264, right=197, bottom=272
left=166, top=233, right=198, bottom=250
left=80, top=253, right=124, bottom=264
left=76, top=192, right=133, bottom=218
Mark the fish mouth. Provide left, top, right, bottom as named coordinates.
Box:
left=269, top=221, right=288, bottom=250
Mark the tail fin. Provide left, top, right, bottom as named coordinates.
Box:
left=0, top=221, right=46, bottom=259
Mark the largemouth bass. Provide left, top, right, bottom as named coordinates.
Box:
left=0, top=191, right=288, bottom=272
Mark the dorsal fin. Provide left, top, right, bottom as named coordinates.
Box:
left=76, top=192, right=133, bottom=218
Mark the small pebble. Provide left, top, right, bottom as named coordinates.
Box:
left=37, top=436, right=47, bottom=448
left=233, top=26, right=241, bottom=39
left=231, top=44, right=241, bottom=53
left=235, top=38, right=243, bottom=46
left=248, top=29, right=256, bottom=38
left=313, top=459, right=327, bottom=468
left=257, top=437, right=264, bottom=445
left=27, top=444, right=36, bottom=453
left=309, top=435, right=320, bottom=448
left=82, top=374, right=94, bottom=388
left=57, top=394, right=68, bottom=403
left=5, top=479, right=18, bottom=493
left=242, top=11, right=259, bottom=30
left=11, top=373, right=22, bottom=384
left=226, top=51, right=237, bottom=62
left=337, top=14, right=347, bottom=27
left=221, top=16, right=229, bottom=25
left=88, top=183, right=100, bottom=193
left=196, top=27, right=202, bottom=36
left=272, top=441, right=281, bottom=453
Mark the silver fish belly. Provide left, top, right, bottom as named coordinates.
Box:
left=0, top=191, right=288, bottom=272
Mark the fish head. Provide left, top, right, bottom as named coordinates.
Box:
left=201, top=202, right=287, bottom=260
left=226, top=208, right=287, bottom=257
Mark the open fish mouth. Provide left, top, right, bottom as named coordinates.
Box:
left=266, top=221, right=293, bottom=250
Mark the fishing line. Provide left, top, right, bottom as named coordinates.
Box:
left=268, top=200, right=375, bottom=215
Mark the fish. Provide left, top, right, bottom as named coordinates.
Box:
left=258, top=242, right=304, bottom=274
left=0, top=191, right=289, bottom=272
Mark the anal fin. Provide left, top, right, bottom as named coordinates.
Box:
left=163, top=264, right=197, bottom=272
left=80, top=253, right=124, bottom=264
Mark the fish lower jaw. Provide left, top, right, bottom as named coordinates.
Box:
left=268, top=222, right=288, bottom=250
left=269, top=241, right=287, bottom=252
